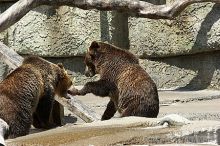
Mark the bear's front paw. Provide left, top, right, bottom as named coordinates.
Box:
left=77, top=90, right=87, bottom=96
left=67, top=86, right=80, bottom=96
left=101, top=115, right=111, bottom=121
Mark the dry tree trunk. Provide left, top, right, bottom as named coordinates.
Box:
left=0, top=0, right=220, bottom=32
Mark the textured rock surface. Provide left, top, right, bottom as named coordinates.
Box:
left=6, top=5, right=100, bottom=57
left=46, top=57, right=98, bottom=85
left=0, top=3, right=9, bottom=45
left=0, top=61, right=9, bottom=81
left=129, top=2, right=220, bottom=58
left=1, top=2, right=220, bottom=89
left=0, top=31, right=7, bottom=44
left=6, top=2, right=220, bottom=58
left=142, top=51, right=220, bottom=90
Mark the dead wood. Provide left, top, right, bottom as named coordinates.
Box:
left=0, top=0, right=220, bottom=32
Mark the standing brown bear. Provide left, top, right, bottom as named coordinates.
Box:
left=0, top=56, right=72, bottom=138
left=69, top=41, right=159, bottom=120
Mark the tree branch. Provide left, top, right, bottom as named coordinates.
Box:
left=0, top=0, right=40, bottom=32
left=0, top=0, right=220, bottom=32
left=54, top=95, right=100, bottom=122
left=139, top=0, right=220, bottom=19
left=0, top=42, right=23, bottom=68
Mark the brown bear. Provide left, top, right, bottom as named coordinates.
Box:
left=22, top=56, right=72, bottom=129
left=0, top=56, right=72, bottom=138
left=68, top=41, right=159, bottom=120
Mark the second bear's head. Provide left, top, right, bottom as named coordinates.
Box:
left=22, top=56, right=73, bottom=99
left=55, top=63, right=73, bottom=98
left=84, top=41, right=139, bottom=77
left=84, top=41, right=105, bottom=77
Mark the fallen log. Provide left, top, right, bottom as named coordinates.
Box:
left=0, top=41, right=100, bottom=122
left=55, top=96, right=100, bottom=122
left=0, top=42, right=23, bottom=68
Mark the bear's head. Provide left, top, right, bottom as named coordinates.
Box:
left=84, top=41, right=121, bottom=77
left=84, top=41, right=101, bottom=77
left=55, top=63, right=73, bottom=99
left=84, top=41, right=139, bottom=77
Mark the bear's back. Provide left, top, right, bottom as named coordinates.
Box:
left=116, top=64, right=157, bottom=93
left=0, top=64, right=43, bottom=100
left=98, top=42, right=139, bottom=64
left=0, top=64, right=43, bottom=129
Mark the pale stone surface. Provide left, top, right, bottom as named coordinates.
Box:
left=6, top=6, right=100, bottom=57
left=141, top=50, right=220, bottom=90
left=0, top=31, right=7, bottom=44
left=158, top=114, right=191, bottom=126
left=2, top=2, right=220, bottom=58
left=67, top=87, right=220, bottom=122
left=5, top=117, right=220, bottom=146
left=129, top=2, right=220, bottom=58
left=4, top=89, right=220, bottom=145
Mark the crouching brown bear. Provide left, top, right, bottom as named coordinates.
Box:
left=0, top=56, right=72, bottom=138
left=68, top=41, right=159, bottom=120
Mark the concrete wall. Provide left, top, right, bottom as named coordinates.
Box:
left=1, top=1, right=220, bottom=90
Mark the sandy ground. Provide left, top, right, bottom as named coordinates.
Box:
left=5, top=88, right=220, bottom=145
left=64, top=88, right=220, bottom=124
left=6, top=117, right=220, bottom=146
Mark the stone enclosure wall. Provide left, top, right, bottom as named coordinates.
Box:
left=1, top=1, right=220, bottom=90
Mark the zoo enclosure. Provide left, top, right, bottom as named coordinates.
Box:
left=0, top=0, right=220, bottom=90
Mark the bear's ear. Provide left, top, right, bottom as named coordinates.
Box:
left=90, top=41, right=99, bottom=49
left=57, top=63, right=64, bottom=69
left=88, top=41, right=100, bottom=55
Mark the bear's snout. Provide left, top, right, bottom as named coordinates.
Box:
left=84, top=66, right=95, bottom=77
left=67, top=86, right=79, bottom=96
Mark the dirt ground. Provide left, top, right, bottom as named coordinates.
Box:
left=6, top=88, right=220, bottom=146
left=64, top=88, right=220, bottom=124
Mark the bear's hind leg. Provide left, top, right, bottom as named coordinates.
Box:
left=121, top=103, right=159, bottom=118
left=32, top=94, right=55, bottom=129
left=8, top=114, right=31, bottom=138
left=101, top=100, right=117, bottom=120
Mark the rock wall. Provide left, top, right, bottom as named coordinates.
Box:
left=1, top=1, right=220, bottom=89
left=129, top=2, right=220, bottom=58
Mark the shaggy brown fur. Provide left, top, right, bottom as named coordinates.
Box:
left=68, top=41, right=159, bottom=120
left=0, top=56, right=72, bottom=138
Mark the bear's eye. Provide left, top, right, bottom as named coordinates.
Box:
left=90, top=54, right=95, bottom=60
